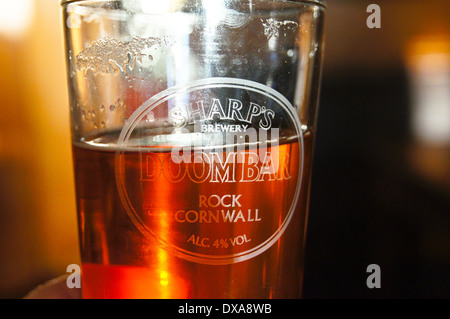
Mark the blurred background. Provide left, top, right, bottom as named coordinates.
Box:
left=0, top=0, right=448, bottom=298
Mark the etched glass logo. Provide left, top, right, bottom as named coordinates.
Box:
left=115, top=78, right=304, bottom=265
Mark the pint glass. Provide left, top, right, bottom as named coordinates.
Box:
left=61, top=0, right=325, bottom=299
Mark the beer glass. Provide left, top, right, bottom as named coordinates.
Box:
left=61, top=0, right=325, bottom=299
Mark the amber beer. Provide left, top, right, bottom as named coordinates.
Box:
left=73, top=130, right=313, bottom=299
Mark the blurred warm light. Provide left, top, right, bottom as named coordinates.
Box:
left=0, top=0, right=79, bottom=297
left=0, top=0, right=34, bottom=40
left=406, top=35, right=450, bottom=145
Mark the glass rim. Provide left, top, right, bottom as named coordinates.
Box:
left=60, top=0, right=326, bottom=9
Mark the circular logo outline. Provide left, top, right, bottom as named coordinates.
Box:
left=115, top=77, right=304, bottom=265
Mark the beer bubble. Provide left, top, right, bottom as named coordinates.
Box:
left=100, top=105, right=105, bottom=112
left=110, top=105, right=116, bottom=112
left=146, top=112, right=155, bottom=122
left=309, top=43, right=318, bottom=58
